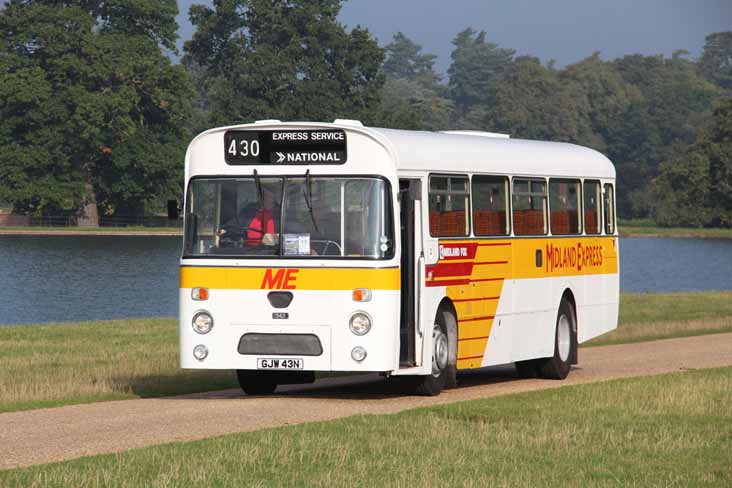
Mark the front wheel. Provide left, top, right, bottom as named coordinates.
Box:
left=537, top=299, right=576, bottom=380
left=412, top=310, right=456, bottom=396
left=236, top=370, right=277, bottom=395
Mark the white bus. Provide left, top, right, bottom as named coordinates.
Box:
left=180, top=120, right=619, bottom=395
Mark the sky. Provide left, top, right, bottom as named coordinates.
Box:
left=176, top=0, right=731, bottom=75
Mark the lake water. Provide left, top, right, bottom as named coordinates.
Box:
left=1, top=235, right=731, bottom=325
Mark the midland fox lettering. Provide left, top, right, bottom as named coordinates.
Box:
left=261, top=269, right=299, bottom=289
left=546, top=242, right=604, bottom=273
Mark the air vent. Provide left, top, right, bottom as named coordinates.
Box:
left=333, top=119, right=364, bottom=127
left=441, top=130, right=510, bottom=138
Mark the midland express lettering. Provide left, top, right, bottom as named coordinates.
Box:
left=546, top=243, right=603, bottom=273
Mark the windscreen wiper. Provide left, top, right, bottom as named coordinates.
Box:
left=303, top=169, right=319, bottom=233
left=253, top=169, right=264, bottom=211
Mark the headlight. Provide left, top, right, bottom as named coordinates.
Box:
left=192, top=311, right=214, bottom=334
left=351, top=346, right=367, bottom=362
left=193, top=344, right=209, bottom=361
left=349, top=312, right=372, bottom=336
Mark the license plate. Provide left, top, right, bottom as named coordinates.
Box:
left=257, top=358, right=303, bottom=370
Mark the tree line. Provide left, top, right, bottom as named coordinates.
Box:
left=1, top=0, right=730, bottom=227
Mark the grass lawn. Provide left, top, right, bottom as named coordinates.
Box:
left=619, top=219, right=732, bottom=238
left=588, top=291, right=732, bottom=346
left=2, top=367, right=730, bottom=486
left=0, top=318, right=235, bottom=413
left=2, top=291, right=731, bottom=414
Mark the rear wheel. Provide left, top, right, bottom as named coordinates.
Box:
left=236, top=370, right=277, bottom=395
left=538, top=299, right=576, bottom=380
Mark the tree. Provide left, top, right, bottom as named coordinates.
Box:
left=0, top=0, right=193, bottom=224
left=487, top=56, right=592, bottom=143
left=367, top=77, right=453, bottom=131
left=610, top=52, right=719, bottom=217
left=561, top=53, right=641, bottom=152
left=447, top=29, right=514, bottom=120
left=653, top=97, right=732, bottom=227
left=368, top=32, right=452, bottom=130
left=707, top=97, right=732, bottom=225
left=184, top=0, right=384, bottom=126
left=699, top=31, right=732, bottom=90
left=383, top=32, right=438, bottom=85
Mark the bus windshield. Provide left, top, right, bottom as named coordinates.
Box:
left=184, top=176, right=393, bottom=259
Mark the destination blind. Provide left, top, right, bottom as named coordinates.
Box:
left=224, top=129, right=347, bottom=165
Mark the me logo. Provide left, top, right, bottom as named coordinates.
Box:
left=260, top=269, right=299, bottom=289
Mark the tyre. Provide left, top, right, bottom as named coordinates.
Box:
left=515, top=359, right=540, bottom=378
left=413, top=310, right=455, bottom=396
left=537, top=299, right=576, bottom=380
left=236, top=370, right=277, bottom=395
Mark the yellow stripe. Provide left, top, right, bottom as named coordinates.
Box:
left=180, top=266, right=400, bottom=291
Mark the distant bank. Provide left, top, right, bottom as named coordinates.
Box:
left=0, top=227, right=181, bottom=236
left=619, top=226, right=732, bottom=239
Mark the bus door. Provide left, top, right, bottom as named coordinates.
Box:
left=399, top=179, right=425, bottom=367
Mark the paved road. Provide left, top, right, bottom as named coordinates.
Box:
left=2, top=333, right=731, bottom=470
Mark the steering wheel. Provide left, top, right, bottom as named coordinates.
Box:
left=219, top=224, right=266, bottom=247
left=314, top=239, right=342, bottom=256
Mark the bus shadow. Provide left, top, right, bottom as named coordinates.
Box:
left=152, top=364, right=528, bottom=402
left=281, top=365, right=523, bottom=400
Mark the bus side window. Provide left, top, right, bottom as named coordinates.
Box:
left=429, top=175, right=470, bottom=237
left=603, top=183, right=615, bottom=234
left=472, top=175, right=509, bottom=236
left=583, top=180, right=601, bottom=234
left=549, top=178, right=581, bottom=235
left=512, top=178, right=547, bottom=235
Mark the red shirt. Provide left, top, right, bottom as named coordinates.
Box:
left=245, top=209, right=275, bottom=245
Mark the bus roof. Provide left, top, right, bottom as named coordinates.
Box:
left=187, top=121, right=616, bottom=180
left=369, top=127, right=616, bottom=179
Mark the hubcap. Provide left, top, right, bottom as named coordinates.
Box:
left=432, top=324, right=448, bottom=377
left=557, top=314, right=571, bottom=362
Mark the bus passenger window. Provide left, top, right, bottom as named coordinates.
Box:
left=603, top=183, right=615, bottom=234
left=549, top=179, right=581, bottom=235
left=429, top=175, right=470, bottom=237
left=584, top=180, right=601, bottom=234
left=472, top=175, right=509, bottom=236
left=512, top=178, right=547, bottom=235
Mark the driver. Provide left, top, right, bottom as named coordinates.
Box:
left=244, top=185, right=279, bottom=246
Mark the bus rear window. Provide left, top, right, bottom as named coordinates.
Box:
left=603, top=183, right=615, bottom=234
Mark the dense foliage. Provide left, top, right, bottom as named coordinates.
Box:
left=372, top=31, right=730, bottom=225
left=0, top=0, right=730, bottom=227
left=0, top=0, right=193, bottom=224
left=183, top=0, right=384, bottom=129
